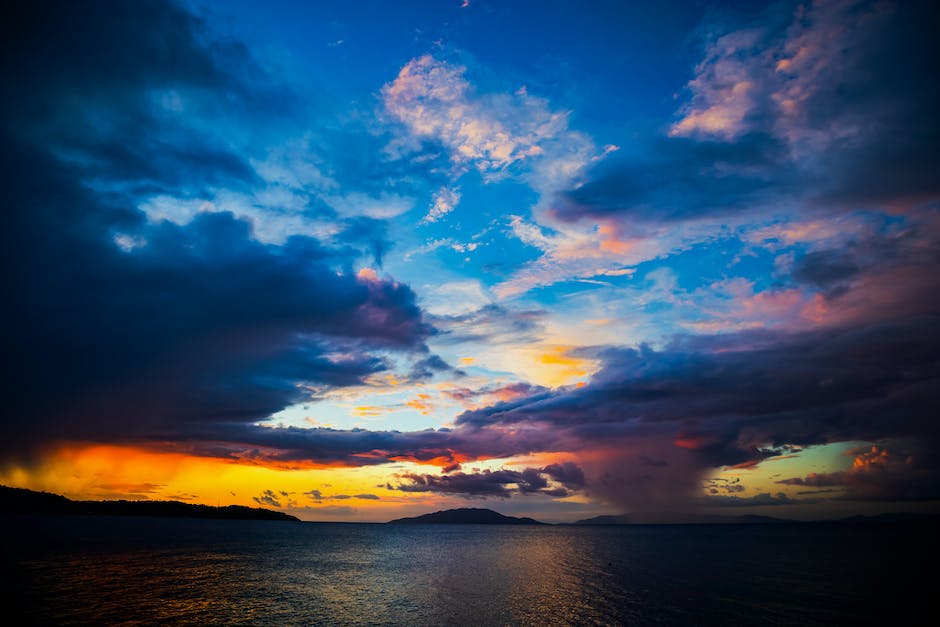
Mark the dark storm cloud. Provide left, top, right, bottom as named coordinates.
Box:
left=4, top=0, right=938, bottom=520
left=1, top=0, right=278, bottom=198
left=0, top=0, right=271, bottom=94
left=551, top=0, right=940, bottom=226
left=389, top=464, right=586, bottom=499
left=804, top=1, right=940, bottom=207
left=176, top=423, right=566, bottom=470
left=553, top=132, right=794, bottom=223
left=209, top=306, right=938, bottom=501
left=541, top=462, right=585, bottom=489
left=787, top=215, right=940, bottom=297
left=0, top=0, right=432, bottom=457
left=776, top=442, right=940, bottom=501
left=790, top=250, right=861, bottom=293
left=453, top=316, right=940, bottom=504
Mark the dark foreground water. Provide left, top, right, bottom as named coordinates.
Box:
left=0, top=515, right=933, bottom=625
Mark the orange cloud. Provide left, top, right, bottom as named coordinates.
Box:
left=536, top=346, right=589, bottom=385
left=354, top=405, right=387, bottom=417
left=0, top=442, right=453, bottom=521
left=406, top=393, right=434, bottom=415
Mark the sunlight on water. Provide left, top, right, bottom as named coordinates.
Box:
left=0, top=516, right=927, bottom=625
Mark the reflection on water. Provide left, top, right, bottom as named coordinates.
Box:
left=0, top=515, right=928, bottom=625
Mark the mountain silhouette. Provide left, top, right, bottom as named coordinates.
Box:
left=388, top=507, right=544, bottom=525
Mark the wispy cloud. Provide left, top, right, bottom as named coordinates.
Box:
left=382, top=55, right=600, bottom=201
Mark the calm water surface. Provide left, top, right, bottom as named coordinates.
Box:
left=0, top=515, right=931, bottom=625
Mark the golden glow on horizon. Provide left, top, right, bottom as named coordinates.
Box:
left=0, top=440, right=876, bottom=522
left=704, top=441, right=865, bottom=504
left=0, top=444, right=400, bottom=519
left=0, top=444, right=600, bottom=521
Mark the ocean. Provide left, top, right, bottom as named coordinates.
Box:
left=0, top=515, right=930, bottom=625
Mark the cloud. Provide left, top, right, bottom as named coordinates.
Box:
left=453, top=316, right=940, bottom=510
left=442, top=382, right=543, bottom=408
left=1, top=0, right=433, bottom=460
left=429, top=304, right=546, bottom=345
left=420, top=280, right=492, bottom=317
left=175, top=421, right=566, bottom=471
left=382, top=55, right=598, bottom=194
left=671, top=0, right=940, bottom=206
left=499, top=1, right=940, bottom=296
left=253, top=490, right=282, bottom=508
left=671, top=27, right=766, bottom=140
left=541, top=461, right=586, bottom=489
left=304, top=489, right=380, bottom=502
left=550, top=134, right=793, bottom=225
left=128, top=309, right=935, bottom=514
left=389, top=463, right=585, bottom=498
left=5, top=0, right=938, bottom=521
left=424, top=186, right=461, bottom=223
left=777, top=443, right=939, bottom=501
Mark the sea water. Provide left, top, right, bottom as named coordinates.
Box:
left=0, top=515, right=930, bottom=625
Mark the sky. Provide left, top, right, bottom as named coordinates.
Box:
left=2, top=0, right=938, bottom=523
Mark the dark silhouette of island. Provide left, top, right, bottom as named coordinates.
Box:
left=574, top=513, right=791, bottom=525
left=388, top=507, right=545, bottom=525
left=0, top=485, right=298, bottom=521
left=574, top=511, right=939, bottom=525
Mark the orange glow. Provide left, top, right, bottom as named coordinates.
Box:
left=729, top=459, right=762, bottom=470
left=356, top=267, right=379, bottom=282
left=801, top=293, right=829, bottom=323
left=673, top=433, right=721, bottom=450
left=354, top=405, right=387, bottom=417
left=597, top=222, right=633, bottom=255
left=489, top=384, right=531, bottom=403
left=851, top=444, right=911, bottom=471
left=0, top=442, right=503, bottom=521
left=387, top=452, right=474, bottom=467
left=406, top=393, right=434, bottom=414
left=536, top=345, right=590, bottom=386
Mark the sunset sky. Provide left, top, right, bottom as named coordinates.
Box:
left=2, top=0, right=938, bottom=522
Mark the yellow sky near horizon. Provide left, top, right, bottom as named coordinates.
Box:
left=0, top=439, right=873, bottom=522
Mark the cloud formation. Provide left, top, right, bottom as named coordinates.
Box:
left=383, top=55, right=598, bottom=195
left=3, top=0, right=937, bottom=520
left=1, top=0, right=432, bottom=458
left=453, top=316, right=940, bottom=509
left=777, top=443, right=938, bottom=501
left=390, top=462, right=585, bottom=498
left=501, top=0, right=940, bottom=296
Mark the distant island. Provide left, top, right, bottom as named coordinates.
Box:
left=388, top=507, right=545, bottom=525
left=0, top=485, right=298, bottom=521
left=574, top=512, right=939, bottom=525
left=574, top=513, right=791, bottom=525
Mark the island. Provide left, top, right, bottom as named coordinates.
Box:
left=0, top=485, right=298, bottom=521
left=388, top=507, right=545, bottom=525
left=574, top=513, right=790, bottom=525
